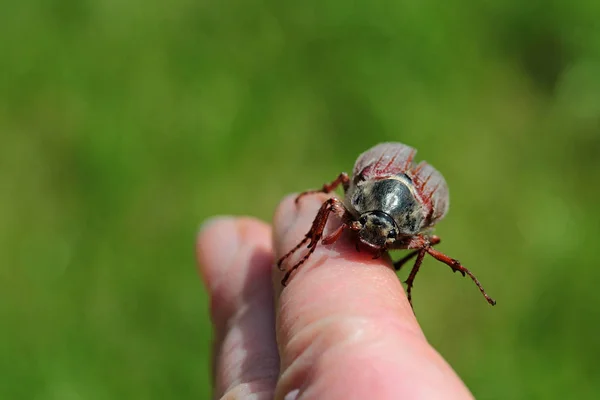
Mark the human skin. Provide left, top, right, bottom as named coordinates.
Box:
left=196, top=194, right=475, bottom=400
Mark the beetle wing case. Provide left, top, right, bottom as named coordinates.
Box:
left=353, top=142, right=450, bottom=227
left=410, top=161, right=449, bottom=225
left=353, top=142, right=417, bottom=180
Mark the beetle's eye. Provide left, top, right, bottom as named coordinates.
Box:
left=387, top=229, right=397, bottom=239
left=359, top=216, right=367, bottom=226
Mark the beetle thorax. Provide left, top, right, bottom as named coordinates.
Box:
left=346, top=175, right=425, bottom=237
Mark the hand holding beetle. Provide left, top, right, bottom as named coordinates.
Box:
left=197, top=195, right=478, bottom=398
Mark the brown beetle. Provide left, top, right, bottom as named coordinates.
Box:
left=277, top=142, right=496, bottom=308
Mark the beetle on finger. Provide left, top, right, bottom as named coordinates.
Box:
left=277, top=142, right=496, bottom=308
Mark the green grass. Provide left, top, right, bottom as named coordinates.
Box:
left=1, top=1, right=599, bottom=398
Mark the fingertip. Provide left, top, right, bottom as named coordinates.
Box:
left=197, top=216, right=272, bottom=291
left=197, top=216, right=237, bottom=280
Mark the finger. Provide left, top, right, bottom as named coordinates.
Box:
left=272, top=194, right=473, bottom=400
left=197, top=217, right=279, bottom=399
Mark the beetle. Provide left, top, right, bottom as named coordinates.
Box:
left=277, top=142, right=496, bottom=307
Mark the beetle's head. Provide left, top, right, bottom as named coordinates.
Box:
left=354, top=211, right=399, bottom=251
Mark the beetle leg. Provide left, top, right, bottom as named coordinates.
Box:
left=276, top=237, right=310, bottom=272
left=404, top=248, right=427, bottom=310
left=426, top=247, right=496, bottom=306
left=393, top=235, right=441, bottom=271
left=295, top=172, right=350, bottom=204
left=278, top=197, right=348, bottom=285
left=393, top=250, right=420, bottom=271
left=321, top=223, right=347, bottom=245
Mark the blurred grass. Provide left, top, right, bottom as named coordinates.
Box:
left=1, top=0, right=600, bottom=399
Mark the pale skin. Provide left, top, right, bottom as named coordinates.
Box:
left=196, top=194, right=475, bottom=400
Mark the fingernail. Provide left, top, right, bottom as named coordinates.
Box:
left=284, top=389, right=300, bottom=400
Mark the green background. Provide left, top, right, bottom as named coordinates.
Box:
left=1, top=1, right=599, bottom=399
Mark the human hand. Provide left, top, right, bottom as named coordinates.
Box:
left=197, top=194, right=474, bottom=400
